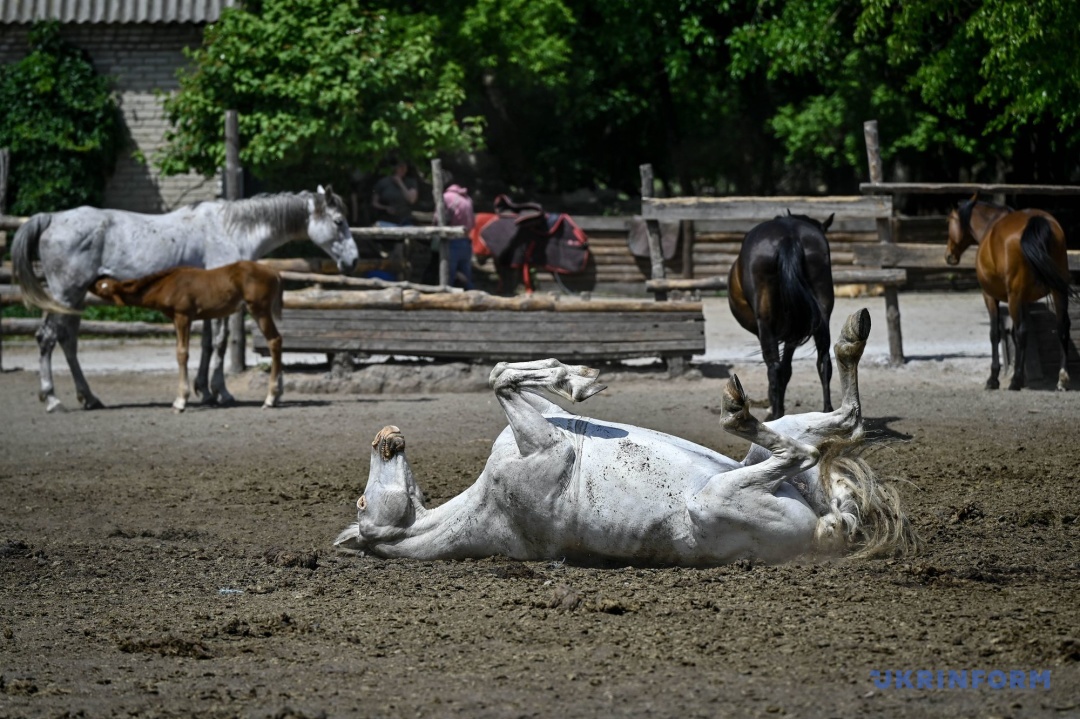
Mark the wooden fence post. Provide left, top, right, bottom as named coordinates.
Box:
left=432, top=158, right=449, bottom=287
left=863, top=120, right=904, bottom=366
left=0, top=147, right=8, bottom=370
left=225, top=110, right=246, bottom=374
left=640, top=163, right=667, bottom=302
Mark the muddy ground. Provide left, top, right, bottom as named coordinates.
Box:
left=1, top=301, right=1078, bottom=718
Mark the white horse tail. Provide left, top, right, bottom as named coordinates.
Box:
left=814, top=438, right=922, bottom=558
left=11, top=214, right=79, bottom=316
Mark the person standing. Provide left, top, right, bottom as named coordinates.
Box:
left=442, top=182, right=476, bottom=289
left=371, top=157, right=418, bottom=227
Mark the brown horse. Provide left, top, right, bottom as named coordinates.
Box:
left=728, top=212, right=836, bottom=419
left=92, top=261, right=284, bottom=411
left=946, top=195, right=1077, bottom=391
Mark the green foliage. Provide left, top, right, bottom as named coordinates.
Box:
left=158, top=0, right=485, bottom=186
left=1, top=303, right=166, bottom=323
left=0, top=21, right=124, bottom=214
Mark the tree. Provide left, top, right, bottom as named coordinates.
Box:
left=728, top=0, right=1080, bottom=187
left=0, top=21, right=123, bottom=214
left=157, top=0, right=484, bottom=189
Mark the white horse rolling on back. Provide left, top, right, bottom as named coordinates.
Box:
left=336, top=309, right=919, bottom=566
left=12, top=186, right=358, bottom=412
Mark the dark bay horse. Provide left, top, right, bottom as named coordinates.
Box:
left=92, top=261, right=284, bottom=412
left=728, top=213, right=836, bottom=419
left=12, top=186, right=357, bottom=412
left=946, top=195, right=1077, bottom=390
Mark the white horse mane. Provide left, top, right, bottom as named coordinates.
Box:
left=223, top=192, right=321, bottom=235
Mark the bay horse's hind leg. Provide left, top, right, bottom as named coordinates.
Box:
left=53, top=313, right=103, bottom=411
left=1007, top=297, right=1028, bottom=391
left=983, top=293, right=1003, bottom=390
left=489, top=359, right=606, bottom=456
left=1051, top=289, right=1071, bottom=391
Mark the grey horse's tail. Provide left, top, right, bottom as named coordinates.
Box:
left=11, top=214, right=79, bottom=316
left=815, top=437, right=922, bottom=558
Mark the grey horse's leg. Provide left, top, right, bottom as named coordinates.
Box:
left=42, top=313, right=103, bottom=411
left=756, top=308, right=870, bottom=448
left=206, top=318, right=235, bottom=405
left=195, top=320, right=214, bottom=403
left=35, top=314, right=63, bottom=413
left=489, top=359, right=606, bottom=457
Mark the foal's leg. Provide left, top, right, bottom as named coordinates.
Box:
left=253, top=310, right=283, bottom=408
left=53, top=313, right=103, bottom=411
left=813, top=321, right=834, bottom=413
left=1052, top=289, right=1071, bottom=391
left=1007, top=296, right=1028, bottom=391
left=207, top=317, right=235, bottom=405
left=172, top=315, right=193, bottom=412
left=983, top=293, right=1002, bottom=390
left=489, top=359, right=606, bottom=457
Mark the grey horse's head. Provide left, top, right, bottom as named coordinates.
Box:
left=334, top=426, right=424, bottom=552
left=307, top=185, right=359, bottom=275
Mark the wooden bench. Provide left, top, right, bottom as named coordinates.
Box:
left=253, top=288, right=705, bottom=365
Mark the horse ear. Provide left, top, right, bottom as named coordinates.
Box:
left=821, top=213, right=834, bottom=232
left=969, top=192, right=979, bottom=204
left=317, top=184, right=326, bottom=195
left=323, top=184, right=334, bottom=197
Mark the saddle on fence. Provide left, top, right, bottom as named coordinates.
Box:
left=470, top=195, right=590, bottom=292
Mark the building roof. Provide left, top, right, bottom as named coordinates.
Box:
left=1, top=0, right=240, bottom=24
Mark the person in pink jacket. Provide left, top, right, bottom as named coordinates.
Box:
left=441, top=182, right=476, bottom=289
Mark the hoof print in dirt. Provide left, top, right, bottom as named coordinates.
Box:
left=546, top=583, right=583, bottom=612
left=116, top=635, right=212, bottom=659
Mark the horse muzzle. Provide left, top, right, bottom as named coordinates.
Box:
left=338, top=257, right=358, bottom=275
left=944, top=253, right=959, bottom=266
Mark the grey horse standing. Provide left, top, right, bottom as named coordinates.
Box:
left=12, top=186, right=358, bottom=412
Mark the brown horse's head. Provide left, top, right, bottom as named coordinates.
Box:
left=945, top=194, right=979, bottom=266
left=91, top=277, right=127, bottom=305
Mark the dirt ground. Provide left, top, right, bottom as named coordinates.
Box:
left=1, top=297, right=1078, bottom=718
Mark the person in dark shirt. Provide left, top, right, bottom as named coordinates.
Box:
left=371, top=158, right=418, bottom=226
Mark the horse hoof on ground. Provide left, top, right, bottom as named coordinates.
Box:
left=985, top=379, right=999, bottom=390
left=1007, top=381, right=1022, bottom=391
left=79, top=395, right=104, bottom=411
left=216, top=392, right=237, bottom=407
left=44, top=396, right=65, bottom=413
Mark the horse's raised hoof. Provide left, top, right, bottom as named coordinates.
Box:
left=835, top=308, right=871, bottom=368
left=720, top=375, right=757, bottom=434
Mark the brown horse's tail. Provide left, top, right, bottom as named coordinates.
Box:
left=11, top=214, right=80, bottom=316
left=1020, top=217, right=1079, bottom=299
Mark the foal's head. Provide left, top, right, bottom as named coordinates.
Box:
left=91, top=277, right=124, bottom=303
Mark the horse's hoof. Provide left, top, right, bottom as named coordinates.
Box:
left=985, top=379, right=999, bottom=390
left=82, top=397, right=105, bottom=411
left=721, top=375, right=758, bottom=433
left=45, top=396, right=65, bottom=413
left=842, top=308, right=872, bottom=344
left=1007, top=382, right=1022, bottom=391
left=217, top=393, right=237, bottom=407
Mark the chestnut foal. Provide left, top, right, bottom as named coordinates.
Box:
left=93, top=261, right=284, bottom=411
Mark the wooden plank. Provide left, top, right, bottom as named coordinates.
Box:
left=861, top=182, right=1080, bottom=196
left=642, top=196, right=892, bottom=223
left=278, top=309, right=701, bottom=326
left=856, top=243, right=1080, bottom=271
left=644, top=268, right=907, bottom=293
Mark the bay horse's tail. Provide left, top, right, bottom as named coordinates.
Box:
left=11, top=214, right=79, bottom=316
left=775, top=235, right=826, bottom=345
left=1020, top=216, right=1079, bottom=299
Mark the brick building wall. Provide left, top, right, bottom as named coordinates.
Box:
left=0, top=23, right=220, bottom=214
